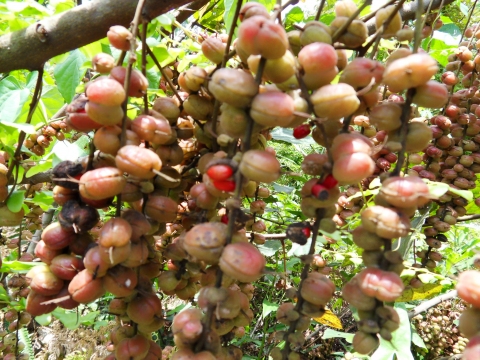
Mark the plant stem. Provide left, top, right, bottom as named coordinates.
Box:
left=4, top=67, right=44, bottom=204
left=281, top=209, right=324, bottom=360
left=116, top=0, right=147, bottom=218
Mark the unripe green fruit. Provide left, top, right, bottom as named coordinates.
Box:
left=208, top=68, right=258, bottom=108
left=311, top=83, right=360, bottom=119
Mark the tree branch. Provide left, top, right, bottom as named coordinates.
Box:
left=458, top=213, right=480, bottom=222
left=408, top=290, right=458, bottom=319
left=0, top=0, right=193, bottom=73
left=365, top=0, right=455, bottom=35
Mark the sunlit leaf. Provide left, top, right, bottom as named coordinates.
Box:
left=314, top=308, right=343, bottom=329
left=6, top=190, right=25, bottom=213
left=262, top=300, right=279, bottom=319
left=54, top=49, right=86, bottom=103
left=322, top=328, right=354, bottom=342
left=396, top=283, right=443, bottom=302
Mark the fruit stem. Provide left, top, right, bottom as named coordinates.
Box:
left=412, top=0, right=423, bottom=53
left=315, top=0, right=327, bottom=21
left=4, top=66, right=44, bottom=204
left=141, top=19, right=149, bottom=115
left=281, top=208, right=324, bottom=360
left=116, top=0, right=147, bottom=218
left=358, top=0, right=407, bottom=57
left=145, top=44, right=183, bottom=105
left=391, top=88, right=415, bottom=177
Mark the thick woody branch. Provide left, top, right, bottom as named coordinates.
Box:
left=366, top=0, right=455, bottom=35
left=0, top=0, right=192, bottom=73
left=408, top=290, right=458, bottom=318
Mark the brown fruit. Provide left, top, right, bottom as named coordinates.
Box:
left=219, top=242, right=265, bottom=283
left=79, top=167, right=126, bottom=200
left=208, top=68, right=258, bottom=108
left=116, top=145, right=162, bottom=179
left=183, top=222, right=228, bottom=264
left=98, top=217, right=132, bottom=248
left=68, top=269, right=105, bottom=303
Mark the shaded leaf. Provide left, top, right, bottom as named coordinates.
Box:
left=7, top=190, right=25, bottom=213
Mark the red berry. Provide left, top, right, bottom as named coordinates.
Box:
left=293, top=124, right=311, bottom=139
left=321, top=174, right=338, bottom=189
left=221, top=214, right=229, bottom=224
left=302, top=227, right=311, bottom=238
left=311, top=184, right=328, bottom=200
left=213, top=180, right=236, bottom=192
left=206, top=164, right=234, bottom=181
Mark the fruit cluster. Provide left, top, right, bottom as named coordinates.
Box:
left=0, top=310, right=31, bottom=360
left=412, top=300, right=467, bottom=358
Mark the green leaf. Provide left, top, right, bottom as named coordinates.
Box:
left=271, top=128, right=316, bottom=145
left=262, top=300, right=279, bottom=319
left=322, top=328, right=354, bottom=342
left=31, top=191, right=54, bottom=211
left=7, top=190, right=25, bottom=213
left=284, top=6, right=303, bottom=30
left=257, top=241, right=282, bottom=257
left=26, top=160, right=52, bottom=178
left=0, top=76, right=30, bottom=123
left=52, top=135, right=90, bottom=166
left=52, top=308, right=100, bottom=330
left=224, top=0, right=238, bottom=34
left=424, top=180, right=473, bottom=202
left=1, top=261, right=38, bottom=273
left=54, top=50, right=86, bottom=103
left=0, top=121, right=35, bottom=134
left=371, top=306, right=414, bottom=360
left=34, top=313, right=53, bottom=326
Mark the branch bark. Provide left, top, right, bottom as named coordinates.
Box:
left=366, top=0, right=455, bottom=35
left=408, top=290, right=458, bottom=319
left=0, top=0, right=192, bottom=73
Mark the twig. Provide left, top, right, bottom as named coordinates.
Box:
left=281, top=209, right=324, bottom=360
left=27, top=205, right=57, bottom=255
left=331, top=1, right=370, bottom=43
left=315, top=0, right=327, bottom=21
left=145, top=44, right=182, bottom=105
left=116, top=0, right=147, bottom=218
left=4, top=67, right=44, bottom=203
left=408, top=290, right=458, bottom=318
left=391, top=88, right=415, bottom=177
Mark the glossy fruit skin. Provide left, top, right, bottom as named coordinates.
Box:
left=206, top=164, right=234, bottom=181
left=213, top=180, right=236, bottom=192
left=293, top=124, right=311, bottom=139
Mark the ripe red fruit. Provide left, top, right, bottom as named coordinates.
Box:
left=206, top=164, right=234, bottom=181
left=321, top=174, right=338, bottom=189
left=293, top=124, right=311, bottom=139
left=311, top=184, right=328, bottom=199
left=221, top=214, right=229, bottom=224
left=213, top=180, right=236, bottom=192
left=301, top=227, right=311, bottom=238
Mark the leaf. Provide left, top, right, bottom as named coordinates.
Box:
left=271, top=127, right=316, bottom=145
left=26, top=160, right=52, bottom=178
left=371, top=306, right=414, bottom=360
left=396, top=283, right=443, bottom=302
left=262, top=300, right=279, bottom=319
left=224, top=0, right=238, bottom=34
left=314, top=308, right=343, bottom=329
left=53, top=50, right=86, bottom=103
left=322, top=328, right=354, bottom=342
left=0, top=76, right=30, bottom=123
left=287, top=238, right=312, bottom=257
left=257, top=241, right=282, bottom=257
left=52, top=135, right=90, bottom=166
left=1, top=261, right=38, bottom=273
left=52, top=308, right=100, bottom=330
left=7, top=190, right=25, bottom=213
left=31, top=191, right=54, bottom=211
left=424, top=180, right=473, bottom=202
left=0, top=121, right=35, bottom=134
